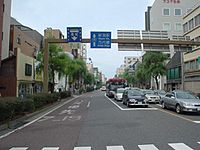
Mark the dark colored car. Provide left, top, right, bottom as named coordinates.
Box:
left=122, top=89, right=148, bottom=107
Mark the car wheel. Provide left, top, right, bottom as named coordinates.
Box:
left=161, top=102, right=166, bottom=109
left=175, top=104, right=181, bottom=114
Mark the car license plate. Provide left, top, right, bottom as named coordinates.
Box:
left=197, top=108, right=200, bottom=111
left=138, top=102, right=142, bottom=104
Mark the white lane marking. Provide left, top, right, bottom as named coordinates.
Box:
left=68, top=105, right=80, bottom=109
left=168, top=143, right=194, bottom=150
left=62, top=116, right=68, bottom=121
left=122, top=108, right=158, bottom=111
left=73, top=147, right=91, bottom=150
left=156, top=104, right=162, bottom=107
left=52, top=119, right=61, bottom=122
left=138, top=144, right=159, bottom=150
left=105, top=94, right=157, bottom=111
left=74, top=100, right=84, bottom=105
left=87, top=101, right=91, bottom=108
left=105, top=94, right=124, bottom=110
left=0, top=96, right=80, bottom=140
left=106, top=145, right=125, bottom=150
left=59, top=109, right=75, bottom=115
left=9, top=148, right=28, bottom=150
left=42, top=147, right=59, bottom=150
left=193, top=121, right=200, bottom=123
left=38, top=116, right=55, bottom=122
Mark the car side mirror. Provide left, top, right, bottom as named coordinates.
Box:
left=171, top=96, right=175, bottom=99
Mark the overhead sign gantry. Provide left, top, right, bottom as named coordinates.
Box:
left=43, top=28, right=200, bottom=93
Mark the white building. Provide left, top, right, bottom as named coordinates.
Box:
left=145, top=0, right=199, bottom=90
left=124, top=56, right=138, bottom=69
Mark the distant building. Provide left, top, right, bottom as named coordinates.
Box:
left=116, top=65, right=125, bottom=77
left=123, top=56, right=138, bottom=70
left=183, top=2, right=200, bottom=94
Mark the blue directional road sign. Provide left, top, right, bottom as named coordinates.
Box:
left=90, top=32, right=111, bottom=48
left=67, top=27, right=82, bottom=42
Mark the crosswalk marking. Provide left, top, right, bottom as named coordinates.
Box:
left=42, top=147, right=59, bottom=150
left=168, top=143, right=193, bottom=150
left=9, top=142, right=200, bottom=150
left=138, top=144, right=159, bottom=150
left=9, top=148, right=28, bottom=150
left=73, top=147, right=91, bottom=150
left=106, top=146, right=125, bottom=150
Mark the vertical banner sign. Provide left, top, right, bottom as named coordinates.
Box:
left=90, top=32, right=111, bottom=48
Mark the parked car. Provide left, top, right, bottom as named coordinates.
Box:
left=122, top=89, right=148, bottom=107
left=141, top=89, right=160, bottom=103
left=154, top=90, right=166, bottom=99
left=100, top=86, right=106, bottom=91
left=114, top=88, right=125, bottom=101
left=160, top=90, right=200, bottom=114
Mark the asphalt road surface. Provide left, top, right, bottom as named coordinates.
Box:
left=0, top=90, right=200, bottom=150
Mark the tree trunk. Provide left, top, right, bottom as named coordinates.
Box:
left=51, top=69, right=55, bottom=93
left=154, top=75, right=159, bottom=90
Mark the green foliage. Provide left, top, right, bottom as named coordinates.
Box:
left=142, top=52, right=168, bottom=89
left=60, top=91, right=71, bottom=99
left=84, top=71, right=95, bottom=85
left=120, top=69, right=136, bottom=86
left=0, top=97, right=35, bottom=123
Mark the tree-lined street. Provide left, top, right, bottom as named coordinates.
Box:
left=1, top=91, right=200, bottom=150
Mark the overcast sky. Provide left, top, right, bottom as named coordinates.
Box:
left=11, top=0, right=155, bottom=78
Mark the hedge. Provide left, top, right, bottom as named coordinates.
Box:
left=0, top=97, right=35, bottom=122
left=0, top=92, right=70, bottom=124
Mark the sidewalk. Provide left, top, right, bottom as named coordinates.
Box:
left=0, top=96, right=74, bottom=137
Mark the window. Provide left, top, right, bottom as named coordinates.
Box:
left=163, top=23, right=171, bottom=31
left=185, top=62, right=190, bottom=71
left=170, top=68, right=175, bottom=79
left=190, top=60, right=195, bottom=70
left=189, top=19, right=194, bottom=30
left=25, top=64, right=32, bottom=76
left=175, top=23, right=182, bottom=31
left=17, top=37, right=21, bottom=45
left=194, top=14, right=200, bottom=27
left=163, top=8, right=170, bottom=16
left=183, top=23, right=188, bottom=33
left=174, top=8, right=182, bottom=16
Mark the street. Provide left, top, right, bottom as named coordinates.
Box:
left=0, top=91, right=200, bottom=150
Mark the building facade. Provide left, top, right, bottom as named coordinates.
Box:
left=0, top=0, right=11, bottom=66
left=183, top=2, right=200, bottom=94
left=1, top=0, right=11, bottom=60
left=145, top=0, right=199, bottom=90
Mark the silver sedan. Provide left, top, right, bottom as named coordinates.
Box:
left=160, top=90, right=200, bottom=114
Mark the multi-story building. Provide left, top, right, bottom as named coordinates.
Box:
left=183, top=2, right=200, bottom=94
left=124, top=56, right=138, bottom=69
left=116, top=65, right=125, bottom=77
left=145, top=0, right=199, bottom=90
left=0, top=0, right=3, bottom=66
left=0, top=23, right=42, bottom=97
left=0, top=0, right=11, bottom=66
